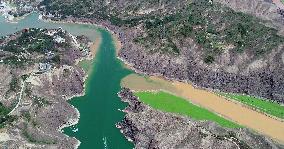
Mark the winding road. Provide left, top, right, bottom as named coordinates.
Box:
left=8, top=80, right=25, bottom=115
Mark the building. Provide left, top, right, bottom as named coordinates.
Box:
left=39, top=63, right=52, bottom=72
left=54, top=35, right=65, bottom=43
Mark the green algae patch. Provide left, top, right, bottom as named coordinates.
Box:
left=78, top=59, right=93, bottom=73
left=220, top=93, right=284, bottom=119
left=134, top=91, right=241, bottom=128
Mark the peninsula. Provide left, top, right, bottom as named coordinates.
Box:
left=0, top=27, right=91, bottom=148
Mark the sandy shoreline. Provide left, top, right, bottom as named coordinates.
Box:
left=39, top=14, right=123, bottom=55
left=90, top=36, right=102, bottom=58
left=112, top=33, right=122, bottom=55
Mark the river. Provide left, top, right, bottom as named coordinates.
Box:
left=0, top=13, right=134, bottom=148
left=1, top=11, right=284, bottom=147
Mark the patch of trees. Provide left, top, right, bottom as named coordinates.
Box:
left=134, top=0, right=284, bottom=62
left=0, top=103, right=16, bottom=128
left=40, top=0, right=284, bottom=63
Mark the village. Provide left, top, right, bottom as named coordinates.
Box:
left=0, top=25, right=93, bottom=148
left=0, top=1, right=15, bottom=21
left=0, top=0, right=35, bottom=22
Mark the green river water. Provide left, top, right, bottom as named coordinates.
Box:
left=0, top=13, right=134, bottom=149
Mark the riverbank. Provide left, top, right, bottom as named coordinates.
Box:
left=39, top=13, right=130, bottom=62
left=76, top=33, right=102, bottom=73
left=117, top=88, right=284, bottom=148
left=0, top=4, right=282, bottom=148
left=61, top=27, right=133, bottom=149
left=112, top=33, right=122, bottom=55
left=60, top=29, right=103, bottom=149
left=58, top=107, right=81, bottom=148
left=35, top=13, right=135, bottom=149
left=38, top=12, right=284, bottom=145
left=0, top=18, right=102, bottom=148
left=121, top=74, right=284, bottom=143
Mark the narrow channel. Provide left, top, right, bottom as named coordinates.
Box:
left=0, top=13, right=134, bottom=148
left=63, top=29, right=133, bottom=148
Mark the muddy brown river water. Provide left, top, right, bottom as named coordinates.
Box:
left=121, top=74, right=284, bottom=143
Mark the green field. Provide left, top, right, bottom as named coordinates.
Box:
left=220, top=93, right=284, bottom=119
left=134, top=91, right=241, bottom=128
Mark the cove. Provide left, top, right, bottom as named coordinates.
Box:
left=0, top=13, right=134, bottom=148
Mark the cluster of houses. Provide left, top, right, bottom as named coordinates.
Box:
left=38, top=49, right=55, bottom=72
left=38, top=49, right=54, bottom=72
left=54, top=35, right=65, bottom=43
left=0, top=2, right=11, bottom=13
left=0, top=0, right=34, bottom=22
left=38, top=62, right=52, bottom=72
left=0, top=1, right=12, bottom=15
left=0, top=1, right=14, bottom=21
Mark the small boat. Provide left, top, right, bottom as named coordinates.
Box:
left=103, top=136, right=108, bottom=149
left=72, top=128, right=78, bottom=133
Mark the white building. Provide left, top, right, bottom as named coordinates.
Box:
left=54, top=35, right=65, bottom=43
left=39, top=63, right=52, bottom=72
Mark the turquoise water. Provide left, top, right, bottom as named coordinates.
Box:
left=0, top=13, right=99, bottom=40
left=64, top=29, right=133, bottom=148
left=0, top=13, right=134, bottom=149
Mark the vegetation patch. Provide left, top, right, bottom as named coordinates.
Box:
left=133, top=0, right=284, bottom=59
left=220, top=93, right=284, bottom=119
left=22, top=124, right=57, bottom=144
left=0, top=28, right=69, bottom=67
left=0, top=103, right=16, bottom=129
left=134, top=91, right=241, bottom=128
left=32, top=96, right=51, bottom=108
left=8, top=76, right=20, bottom=93
left=41, top=0, right=284, bottom=60
left=78, top=59, right=93, bottom=73
left=22, top=111, right=31, bottom=122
